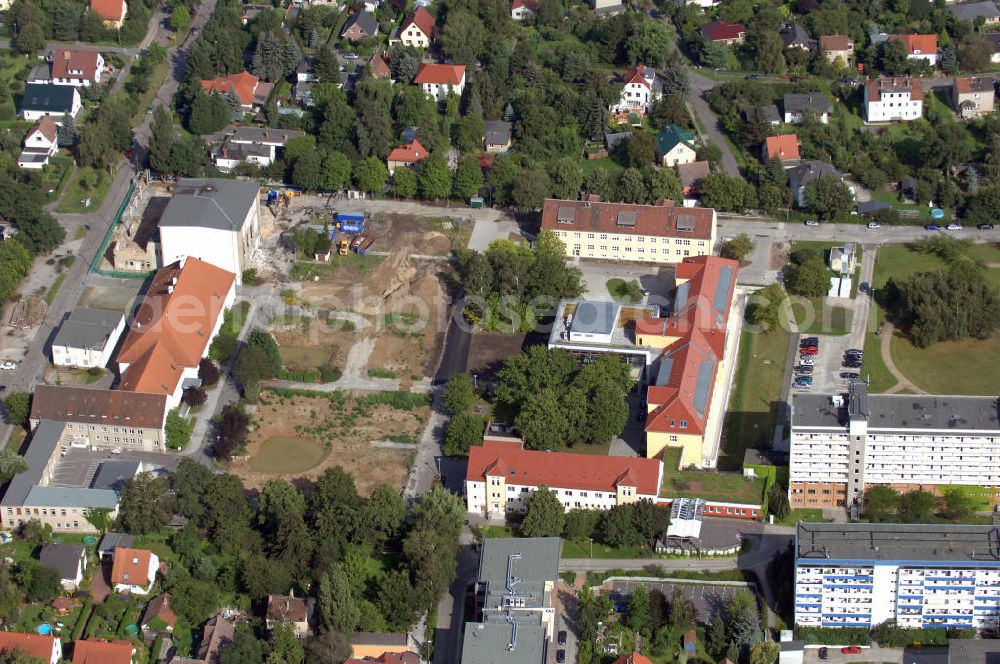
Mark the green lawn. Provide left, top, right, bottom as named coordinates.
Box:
left=57, top=167, right=114, bottom=214
left=790, top=297, right=852, bottom=335
left=45, top=274, right=67, bottom=306
left=862, top=326, right=897, bottom=393
left=660, top=449, right=768, bottom=504
left=777, top=508, right=829, bottom=526
left=561, top=539, right=652, bottom=559
left=606, top=278, right=642, bottom=303
left=721, top=325, right=791, bottom=470
left=41, top=157, right=74, bottom=200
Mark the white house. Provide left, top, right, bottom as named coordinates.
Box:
left=393, top=6, right=434, bottom=48
left=413, top=63, right=466, bottom=101
left=782, top=93, right=830, bottom=124
left=49, top=48, right=105, bottom=86
left=39, top=543, right=87, bottom=590
left=157, top=178, right=261, bottom=284
left=511, top=0, right=538, bottom=19
left=111, top=547, right=159, bottom=595
left=17, top=116, right=59, bottom=170
left=889, top=34, right=938, bottom=66
left=610, top=64, right=662, bottom=115
left=20, top=83, right=81, bottom=123
left=213, top=127, right=306, bottom=172
left=0, top=633, right=62, bottom=664
left=51, top=308, right=125, bottom=368
left=864, top=76, right=923, bottom=123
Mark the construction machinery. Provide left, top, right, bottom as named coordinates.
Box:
left=337, top=238, right=350, bottom=256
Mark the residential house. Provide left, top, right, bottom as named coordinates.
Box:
left=856, top=200, right=891, bottom=216
left=864, top=76, right=923, bottom=122
left=764, top=134, right=800, bottom=162
left=541, top=198, right=716, bottom=264
left=39, top=543, right=87, bottom=590
left=466, top=437, right=663, bottom=516
left=787, top=160, right=853, bottom=207
left=345, top=652, right=420, bottom=664
left=677, top=160, right=710, bottom=197
left=213, top=127, right=306, bottom=171
left=590, top=0, right=624, bottom=14
left=368, top=54, right=391, bottom=80
left=342, top=11, right=379, bottom=41
left=657, top=123, right=698, bottom=166
left=392, top=6, right=434, bottom=48
left=612, top=656, right=654, bottom=664
left=986, top=32, right=1000, bottom=62
left=171, top=614, right=235, bottom=664
left=51, top=308, right=125, bottom=368
left=98, top=533, right=134, bottom=559
left=350, top=634, right=415, bottom=661
left=294, top=58, right=315, bottom=85
left=20, top=83, right=81, bottom=123
left=782, top=93, right=830, bottom=124
left=90, top=0, right=127, bottom=28
left=949, top=1, right=1000, bottom=24
left=700, top=21, right=746, bottom=45
left=510, top=0, right=538, bottom=20
left=72, top=639, right=135, bottom=664
left=953, top=76, right=995, bottom=119
left=889, top=34, right=938, bottom=65
left=386, top=137, right=428, bottom=175
left=266, top=594, right=310, bottom=638
left=141, top=592, right=177, bottom=634
left=116, top=258, right=237, bottom=409
left=748, top=105, right=782, bottom=125
left=0, top=634, right=62, bottom=664
left=820, top=35, right=854, bottom=66
left=610, top=64, right=662, bottom=116
left=110, top=547, right=159, bottom=594
left=49, top=49, right=105, bottom=86
left=157, top=178, right=260, bottom=284
left=18, top=116, right=59, bottom=170
left=29, top=385, right=168, bottom=451
left=781, top=23, right=813, bottom=50
left=828, top=241, right=857, bottom=273
left=413, top=63, right=466, bottom=101
left=200, top=71, right=273, bottom=113
left=685, top=0, right=719, bottom=7
left=483, top=120, right=512, bottom=153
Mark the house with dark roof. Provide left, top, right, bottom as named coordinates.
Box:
left=51, top=308, right=125, bottom=368
left=953, top=75, right=995, bottom=118
left=820, top=35, right=854, bottom=66
left=30, top=385, right=168, bottom=450
left=20, top=83, right=81, bottom=123
left=949, top=1, right=1000, bottom=24
left=700, top=20, right=746, bottom=44
left=787, top=160, right=853, bottom=207
left=213, top=127, right=306, bottom=172
left=266, top=594, right=311, bottom=638
left=781, top=23, right=814, bottom=50
left=342, top=10, right=379, bottom=41
left=171, top=614, right=235, bottom=664
left=782, top=93, right=830, bottom=124
left=39, top=543, right=87, bottom=590
left=483, top=120, right=512, bottom=153
left=987, top=32, right=1000, bottom=62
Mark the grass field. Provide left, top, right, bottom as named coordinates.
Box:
left=562, top=539, right=652, bottom=559
left=249, top=436, right=326, bottom=473
left=777, top=508, right=829, bottom=526
left=606, top=278, right=642, bottom=303
left=57, top=167, right=113, bottom=214
left=790, top=297, right=852, bottom=335
left=721, top=325, right=791, bottom=470
left=660, top=449, right=767, bottom=504
left=278, top=346, right=330, bottom=368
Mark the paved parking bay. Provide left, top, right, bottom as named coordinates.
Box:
left=572, top=260, right=676, bottom=304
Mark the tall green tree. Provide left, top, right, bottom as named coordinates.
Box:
left=118, top=472, right=174, bottom=535
left=443, top=374, right=475, bottom=414
left=515, top=389, right=569, bottom=450
left=354, top=157, right=389, bottom=193
left=521, top=486, right=565, bottom=537
left=453, top=156, right=484, bottom=200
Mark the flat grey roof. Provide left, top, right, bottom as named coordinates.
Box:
left=478, top=537, right=560, bottom=612
left=158, top=178, right=259, bottom=232
left=792, top=392, right=1000, bottom=432
left=797, top=522, right=1000, bottom=563
left=228, top=127, right=305, bottom=144
left=98, top=532, right=134, bottom=554
left=0, top=419, right=64, bottom=506
left=570, top=301, right=620, bottom=336
left=24, top=485, right=118, bottom=509
left=53, top=308, right=123, bottom=351
left=90, top=460, right=141, bottom=491
left=461, top=615, right=548, bottom=664
left=949, top=639, right=1000, bottom=664
left=39, top=543, right=84, bottom=580
left=950, top=1, right=1000, bottom=20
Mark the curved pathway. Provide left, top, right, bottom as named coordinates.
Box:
left=879, top=322, right=927, bottom=395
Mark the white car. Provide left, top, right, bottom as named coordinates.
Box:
left=947, top=223, right=963, bottom=231
left=0, top=361, right=16, bottom=370
left=867, top=221, right=880, bottom=229
left=800, top=356, right=815, bottom=366
left=804, top=220, right=819, bottom=227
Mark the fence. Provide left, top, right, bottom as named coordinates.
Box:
left=88, top=178, right=155, bottom=279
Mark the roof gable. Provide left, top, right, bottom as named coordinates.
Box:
left=414, top=63, right=466, bottom=85
left=387, top=137, right=429, bottom=163
left=90, top=0, right=126, bottom=21
left=51, top=49, right=101, bottom=81
left=73, top=639, right=134, bottom=664
left=110, top=547, right=154, bottom=586
left=401, top=6, right=435, bottom=37
left=200, top=71, right=259, bottom=105
left=766, top=134, right=800, bottom=160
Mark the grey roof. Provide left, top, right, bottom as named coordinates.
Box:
left=217, top=138, right=272, bottom=161
left=351, top=632, right=410, bottom=646
left=758, top=105, right=782, bottom=123
left=159, top=178, right=259, bottom=232
left=228, top=126, right=305, bottom=145
left=90, top=460, right=141, bottom=492
left=17, top=152, right=50, bottom=164
left=791, top=390, right=1000, bottom=432
left=461, top=614, right=548, bottom=664
left=797, top=522, right=1000, bottom=563
left=948, top=639, right=1000, bottom=664
left=339, top=71, right=358, bottom=92
left=788, top=160, right=841, bottom=191
left=856, top=199, right=891, bottom=215
left=24, top=485, right=118, bottom=509
left=693, top=359, right=716, bottom=415
left=0, top=419, right=64, bottom=507
left=783, top=93, right=831, bottom=115
left=98, top=532, right=134, bottom=554
left=987, top=32, right=1000, bottom=53
left=477, top=537, right=561, bottom=612
left=484, top=121, right=512, bottom=146
left=781, top=23, right=813, bottom=49
left=743, top=448, right=787, bottom=467
left=570, top=301, right=620, bottom=336
left=27, top=63, right=50, bottom=82
left=21, top=83, right=76, bottom=114
left=950, top=1, right=1000, bottom=21
left=53, top=308, right=123, bottom=352
left=605, top=131, right=633, bottom=150
left=39, top=543, right=84, bottom=580
left=342, top=10, right=378, bottom=36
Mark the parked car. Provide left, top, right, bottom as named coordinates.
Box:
left=819, top=648, right=829, bottom=660
left=746, top=73, right=762, bottom=80
left=804, top=219, right=820, bottom=227
left=842, top=647, right=862, bottom=655
left=558, top=631, right=567, bottom=646
left=978, top=223, right=995, bottom=230
left=800, top=337, right=819, bottom=346
left=867, top=221, right=880, bottom=229
left=800, top=347, right=819, bottom=355
left=947, top=223, right=963, bottom=231
left=795, top=376, right=813, bottom=384
left=345, top=53, right=359, bottom=60
left=859, top=282, right=870, bottom=293
left=926, top=224, right=942, bottom=231
left=796, top=366, right=814, bottom=374
left=846, top=348, right=864, bottom=355
left=0, top=361, right=15, bottom=370
left=840, top=372, right=860, bottom=379
left=557, top=650, right=566, bottom=663
left=800, top=356, right=815, bottom=366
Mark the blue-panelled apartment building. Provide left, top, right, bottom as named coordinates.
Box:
left=795, top=523, right=1000, bottom=629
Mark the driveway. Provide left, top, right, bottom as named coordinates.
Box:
left=803, top=646, right=947, bottom=664
left=688, top=69, right=742, bottom=178
left=468, top=217, right=529, bottom=251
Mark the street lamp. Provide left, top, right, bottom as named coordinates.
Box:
left=588, top=537, right=593, bottom=558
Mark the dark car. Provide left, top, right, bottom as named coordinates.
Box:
left=859, top=282, right=870, bottom=293
left=846, top=348, right=864, bottom=355
left=840, top=372, right=860, bottom=379
left=558, top=631, right=567, bottom=646
left=557, top=650, right=566, bottom=663
left=800, top=337, right=819, bottom=346
left=796, top=366, right=814, bottom=374
left=926, top=224, right=942, bottom=231
left=819, top=648, right=829, bottom=660
left=746, top=73, right=762, bottom=80
left=979, top=224, right=995, bottom=230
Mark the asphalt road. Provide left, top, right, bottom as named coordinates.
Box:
left=688, top=68, right=742, bottom=178
left=718, top=215, right=1000, bottom=244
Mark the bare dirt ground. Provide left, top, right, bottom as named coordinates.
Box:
left=231, top=390, right=426, bottom=493
left=467, top=332, right=528, bottom=376
left=769, top=242, right=789, bottom=270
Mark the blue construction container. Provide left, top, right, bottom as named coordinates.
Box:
left=266, top=190, right=279, bottom=205
left=335, top=212, right=365, bottom=234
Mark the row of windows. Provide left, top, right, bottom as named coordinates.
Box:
left=563, top=232, right=706, bottom=245
left=66, top=423, right=147, bottom=434
left=575, top=245, right=694, bottom=256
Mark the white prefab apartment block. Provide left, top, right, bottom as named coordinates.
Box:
left=795, top=522, right=1000, bottom=630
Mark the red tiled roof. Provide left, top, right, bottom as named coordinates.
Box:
left=955, top=76, right=993, bottom=93
left=345, top=653, right=420, bottom=664
left=52, top=49, right=101, bottom=82
left=511, top=0, right=539, bottom=9
left=700, top=21, right=746, bottom=42
left=612, top=655, right=654, bottom=664
left=467, top=439, right=663, bottom=495
left=623, top=64, right=652, bottom=88
left=73, top=639, right=134, bottom=664
left=387, top=138, right=429, bottom=165
left=200, top=71, right=260, bottom=106
left=401, top=6, right=435, bottom=38
left=110, top=547, right=154, bottom=586
left=765, top=134, right=800, bottom=161
left=142, top=592, right=177, bottom=628
left=90, top=0, right=125, bottom=21
left=369, top=54, right=391, bottom=79
left=116, top=258, right=235, bottom=398
left=540, top=198, right=714, bottom=241
left=889, top=33, right=937, bottom=56
left=0, top=633, right=57, bottom=661
left=819, top=35, right=853, bottom=51
left=27, top=116, right=58, bottom=144
left=414, top=63, right=465, bottom=85
left=865, top=76, right=923, bottom=102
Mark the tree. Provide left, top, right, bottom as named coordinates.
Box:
left=0, top=449, right=26, bottom=484
left=198, top=358, right=220, bottom=387
left=171, top=458, right=213, bottom=520
left=863, top=485, right=901, bottom=522
left=600, top=505, right=643, bottom=548
left=118, top=472, right=174, bottom=535
left=148, top=107, right=174, bottom=173
left=616, top=167, right=647, bottom=204
left=0, top=242, right=32, bottom=303
left=417, top=154, right=452, bottom=200
left=699, top=40, right=730, bottom=69
left=744, top=284, right=787, bottom=332
left=170, top=4, right=190, bottom=32
left=318, top=564, right=359, bottom=633
left=751, top=642, right=780, bottom=664
left=511, top=169, right=551, bottom=210
left=958, top=32, right=992, bottom=72
left=625, top=131, right=657, bottom=168
left=322, top=152, right=351, bottom=192
left=354, top=157, right=389, bottom=194
left=443, top=413, right=484, bottom=457
left=701, top=173, right=758, bottom=211
left=588, top=383, right=628, bottom=444
left=721, top=233, right=755, bottom=262
left=899, top=489, right=938, bottom=523
left=941, top=488, right=978, bottom=522
left=767, top=482, right=790, bottom=521
left=564, top=509, right=601, bottom=541
left=439, top=9, right=485, bottom=65
left=267, top=622, right=305, bottom=664
left=646, top=167, right=681, bottom=203
left=889, top=270, right=1000, bottom=346
left=454, top=156, right=485, bottom=200
left=219, top=624, right=266, bottom=664
left=626, top=585, right=651, bottom=635
left=804, top=176, right=854, bottom=221
left=389, top=46, right=421, bottom=83
left=366, top=484, right=406, bottom=539
left=783, top=251, right=831, bottom=298
left=516, top=389, right=569, bottom=450
left=754, top=31, right=786, bottom=74
left=443, top=374, right=475, bottom=414
left=189, top=92, right=231, bottom=135
left=726, top=590, right=763, bottom=650
left=182, top=386, right=207, bottom=408
left=305, top=631, right=352, bottom=664
left=521, top=486, right=566, bottom=537
left=626, top=20, right=672, bottom=68
left=392, top=167, right=418, bottom=199
left=19, top=559, right=61, bottom=602
left=216, top=405, right=250, bottom=460
left=879, top=39, right=910, bottom=75
left=83, top=507, right=113, bottom=534
left=165, top=409, right=194, bottom=450
left=13, top=22, right=45, bottom=55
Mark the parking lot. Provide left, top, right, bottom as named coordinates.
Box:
left=47, top=447, right=180, bottom=489
left=606, top=578, right=757, bottom=622
left=792, top=334, right=864, bottom=394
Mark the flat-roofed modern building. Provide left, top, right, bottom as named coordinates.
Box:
left=789, top=381, right=1000, bottom=510
left=51, top=308, right=125, bottom=368
left=795, top=522, right=1000, bottom=629
left=541, top=198, right=716, bottom=264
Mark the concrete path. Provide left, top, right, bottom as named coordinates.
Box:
left=880, top=322, right=927, bottom=395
